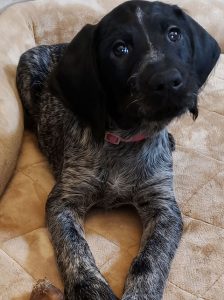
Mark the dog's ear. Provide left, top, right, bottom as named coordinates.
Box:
left=50, top=24, right=106, bottom=141
left=186, top=15, right=221, bottom=88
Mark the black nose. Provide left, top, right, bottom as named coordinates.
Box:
left=150, top=69, right=183, bottom=93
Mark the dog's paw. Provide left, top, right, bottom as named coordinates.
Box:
left=64, top=278, right=117, bottom=300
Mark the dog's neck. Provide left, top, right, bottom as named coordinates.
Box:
left=105, top=118, right=169, bottom=145
left=105, top=132, right=147, bottom=145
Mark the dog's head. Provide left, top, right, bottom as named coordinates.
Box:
left=50, top=0, right=220, bottom=140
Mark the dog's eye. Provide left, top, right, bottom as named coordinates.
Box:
left=167, top=27, right=182, bottom=42
left=113, top=41, right=129, bottom=57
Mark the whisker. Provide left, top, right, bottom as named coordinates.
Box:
left=125, top=96, right=143, bottom=110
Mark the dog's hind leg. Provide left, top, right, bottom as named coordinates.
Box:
left=16, top=44, right=67, bottom=127
left=122, top=182, right=183, bottom=300
left=46, top=179, right=118, bottom=300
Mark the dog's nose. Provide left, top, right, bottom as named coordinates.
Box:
left=150, top=69, right=183, bottom=93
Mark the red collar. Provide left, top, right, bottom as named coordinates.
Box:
left=105, top=132, right=147, bottom=145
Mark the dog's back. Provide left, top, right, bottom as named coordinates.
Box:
left=16, top=44, right=67, bottom=121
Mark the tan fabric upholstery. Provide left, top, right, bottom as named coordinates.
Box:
left=0, top=0, right=223, bottom=299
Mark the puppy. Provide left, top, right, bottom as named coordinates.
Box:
left=16, top=1, right=220, bottom=299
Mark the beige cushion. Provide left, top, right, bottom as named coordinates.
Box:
left=0, top=0, right=224, bottom=299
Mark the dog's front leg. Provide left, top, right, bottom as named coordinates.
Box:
left=122, top=182, right=183, bottom=300
left=46, top=181, right=117, bottom=300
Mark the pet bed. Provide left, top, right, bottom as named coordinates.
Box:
left=0, top=0, right=224, bottom=299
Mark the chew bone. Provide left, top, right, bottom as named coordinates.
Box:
left=29, top=279, right=64, bottom=300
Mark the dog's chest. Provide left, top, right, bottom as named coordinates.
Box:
left=101, top=131, right=172, bottom=201
left=102, top=143, right=150, bottom=200
left=106, top=163, right=136, bottom=198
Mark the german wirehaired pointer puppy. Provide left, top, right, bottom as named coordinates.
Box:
left=16, top=1, right=220, bottom=299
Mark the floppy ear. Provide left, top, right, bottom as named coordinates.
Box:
left=50, top=24, right=106, bottom=141
left=186, top=15, right=221, bottom=88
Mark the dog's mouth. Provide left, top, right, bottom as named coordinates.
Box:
left=124, top=89, right=199, bottom=127
left=139, top=92, right=198, bottom=121
left=111, top=92, right=198, bottom=131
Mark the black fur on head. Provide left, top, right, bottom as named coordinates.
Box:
left=49, top=24, right=106, bottom=141
left=50, top=0, right=220, bottom=141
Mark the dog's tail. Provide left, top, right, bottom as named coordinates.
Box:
left=16, top=44, right=66, bottom=123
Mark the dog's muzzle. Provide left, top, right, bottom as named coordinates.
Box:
left=130, top=64, right=197, bottom=121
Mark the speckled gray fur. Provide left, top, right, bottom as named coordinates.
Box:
left=16, top=43, right=182, bottom=300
